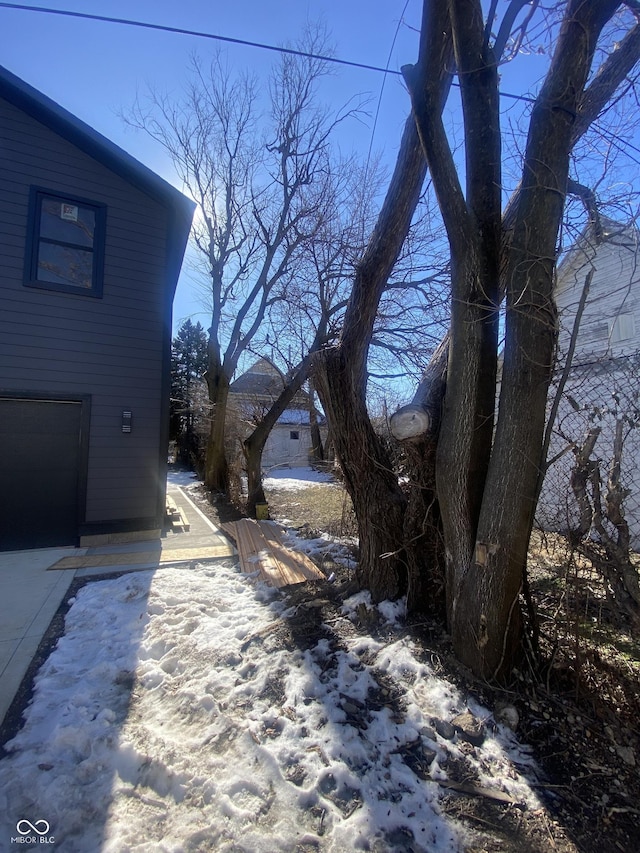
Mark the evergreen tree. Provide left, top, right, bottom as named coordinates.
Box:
left=171, top=320, right=208, bottom=466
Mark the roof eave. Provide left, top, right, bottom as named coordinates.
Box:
left=0, top=64, right=195, bottom=264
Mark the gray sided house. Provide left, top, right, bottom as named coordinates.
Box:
left=0, top=65, right=194, bottom=551
left=229, top=358, right=325, bottom=469
left=538, top=219, right=640, bottom=545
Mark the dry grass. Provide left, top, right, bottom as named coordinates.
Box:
left=264, top=481, right=357, bottom=539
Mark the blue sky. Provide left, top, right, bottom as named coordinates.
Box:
left=0, top=0, right=428, bottom=330
left=2, top=1, right=636, bottom=342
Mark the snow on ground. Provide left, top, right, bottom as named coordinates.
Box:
left=167, top=470, right=202, bottom=487
left=277, top=527, right=359, bottom=577
left=0, top=563, right=542, bottom=852
left=262, top=467, right=336, bottom=492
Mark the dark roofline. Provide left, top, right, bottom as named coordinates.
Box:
left=0, top=63, right=195, bottom=267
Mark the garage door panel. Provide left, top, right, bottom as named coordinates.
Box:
left=0, top=399, right=83, bottom=550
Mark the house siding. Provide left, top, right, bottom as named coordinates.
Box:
left=0, top=95, right=171, bottom=531
left=555, top=229, right=640, bottom=361
left=538, top=225, right=640, bottom=546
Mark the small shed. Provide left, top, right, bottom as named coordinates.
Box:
left=229, top=358, right=325, bottom=468
left=0, top=65, right=195, bottom=550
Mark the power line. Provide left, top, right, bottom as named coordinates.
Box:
left=7, top=0, right=640, bottom=173
left=0, top=2, right=405, bottom=77
left=367, top=0, right=412, bottom=172
left=0, top=2, right=536, bottom=104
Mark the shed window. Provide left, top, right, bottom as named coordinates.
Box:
left=290, top=431, right=299, bottom=440
left=25, top=188, right=106, bottom=297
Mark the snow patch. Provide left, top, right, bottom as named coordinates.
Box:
left=0, top=563, right=542, bottom=851
left=263, top=466, right=336, bottom=492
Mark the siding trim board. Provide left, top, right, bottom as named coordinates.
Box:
left=79, top=516, right=163, bottom=539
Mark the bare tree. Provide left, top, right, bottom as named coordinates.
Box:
left=314, top=0, right=640, bottom=680
left=126, top=31, right=361, bottom=494
left=241, top=159, right=375, bottom=515
left=239, top=152, right=449, bottom=516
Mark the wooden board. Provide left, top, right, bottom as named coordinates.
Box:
left=220, top=522, right=239, bottom=542
left=229, top=518, right=324, bottom=588
left=258, top=521, right=325, bottom=581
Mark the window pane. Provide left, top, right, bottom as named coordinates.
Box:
left=37, top=242, right=93, bottom=288
left=40, top=197, right=95, bottom=248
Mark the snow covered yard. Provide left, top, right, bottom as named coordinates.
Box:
left=0, top=561, right=543, bottom=852
left=262, top=467, right=336, bottom=492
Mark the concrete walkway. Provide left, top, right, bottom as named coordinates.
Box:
left=0, top=483, right=235, bottom=728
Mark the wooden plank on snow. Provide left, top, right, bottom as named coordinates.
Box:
left=232, top=518, right=324, bottom=588
left=219, top=521, right=238, bottom=542
left=258, top=521, right=325, bottom=582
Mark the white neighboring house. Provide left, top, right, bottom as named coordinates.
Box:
left=228, top=357, right=326, bottom=469
left=537, top=219, right=640, bottom=545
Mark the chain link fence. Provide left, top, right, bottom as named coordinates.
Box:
left=535, top=350, right=640, bottom=628
left=538, top=353, right=640, bottom=544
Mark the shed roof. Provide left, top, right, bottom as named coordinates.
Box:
left=230, top=358, right=287, bottom=397
left=0, top=64, right=195, bottom=295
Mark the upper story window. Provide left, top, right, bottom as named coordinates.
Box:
left=24, top=188, right=106, bottom=297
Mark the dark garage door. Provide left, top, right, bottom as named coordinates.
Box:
left=0, top=398, right=83, bottom=551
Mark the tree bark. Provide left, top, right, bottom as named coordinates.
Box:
left=402, top=437, right=446, bottom=615
left=405, top=0, right=502, bottom=634
left=204, top=364, right=230, bottom=493
left=454, top=0, right=622, bottom=678
left=308, top=381, right=324, bottom=462
left=314, top=347, right=409, bottom=600
left=312, top=1, right=454, bottom=603
left=312, top=115, right=426, bottom=601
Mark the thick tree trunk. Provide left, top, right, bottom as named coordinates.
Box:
left=312, top=115, right=427, bottom=601
left=314, top=348, right=408, bottom=600
left=244, top=440, right=266, bottom=517
left=402, top=438, right=445, bottom=615
left=450, top=0, right=621, bottom=679
left=391, top=0, right=626, bottom=679
left=405, top=0, right=502, bottom=635
left=313, top=5, right=454, bottom=603
left=204, top=368, right=230, bottom=493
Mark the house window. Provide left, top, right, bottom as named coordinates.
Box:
left=290, top=431, right=299, bottom=440
left=609, top=313, right=635, bottom=344
left=25, top=188, right=106, bottom=296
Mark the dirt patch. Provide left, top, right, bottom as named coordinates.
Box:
left=264, top=481, right=357, bottom=539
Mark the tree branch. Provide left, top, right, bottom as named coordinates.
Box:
left=573, top=21, right=640, bottom=144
